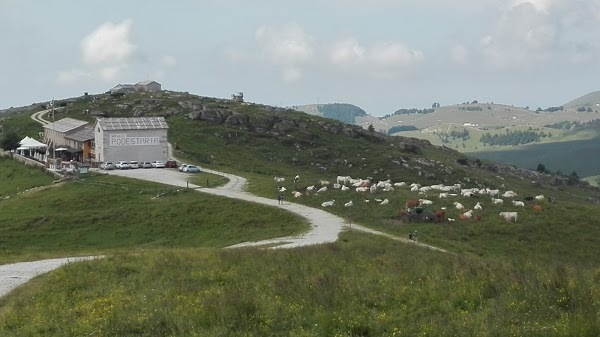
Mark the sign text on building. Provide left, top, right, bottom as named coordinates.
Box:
left=110, top=134, right=160, bottom=147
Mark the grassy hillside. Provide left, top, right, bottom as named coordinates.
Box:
left=293, top=103, right=367, bottom=124
left=1, top=91, right=600, bottom=335
left=1, top=234, right=598, bottom=336
left=469, top=138, right=600, bottom=177
left=0, top=158, right=308, bottom=264
left=564, top=90, right=600, bottom=109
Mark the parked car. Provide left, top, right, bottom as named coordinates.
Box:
left=151, top=160, right=165, bottom=168
left=165, top=160, right=177, bottom=168
left=129, top=161, right=140, bottom=169
left=141, top=161, right=153, bottom=168
left=179, top=164, right=189, bottom=172
left=183, top=165, right=201, bottom=173
left=116, top=161, right=130, bottom=169
left=100, top=162, right=115, bottom=170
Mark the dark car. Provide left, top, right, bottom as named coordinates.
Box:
left=165, top=160, right=177, bottom=168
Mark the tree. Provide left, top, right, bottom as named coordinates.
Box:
left=367, top=124, right=375, bottom=132
left=0, top=131, right=21, bottom=158
left=536, top=163, right=547, bottom=173
left=471, top=100, right=478, bottom=104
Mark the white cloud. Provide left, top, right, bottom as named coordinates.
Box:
left=255, top=23, right=315, bottom=64
left=81, top=19, right=136, bottom=66
left=330, top=38, right=365, bottom=68
left=475, top=0, right=600, bottom=68
left=57, top=19, right=137, bottom=84
left=255, top=23, right=315, bottom=82
left=329, top=39, right=424, bottom=78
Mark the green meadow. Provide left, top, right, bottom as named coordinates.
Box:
left=1, top=95, right=599, bottom=336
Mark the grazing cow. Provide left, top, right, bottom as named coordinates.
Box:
left=532, top=204, right=544, bottom=212
left=434, top=210, right=446, bottom=222
left=321, top=200, right=335, bottom=207
left=499, top=211, right=518, bottom=222
left=380, top=199, right=390, bottom=205
left=492, top=198, right=504, bottom=204
left=535, top=195, right=545, bottom=200
left=474, top=202, right=482, bottom=210
left=405, top=200, right=420, bottom=209
left=459, top=210, right=473, bottom=220
left=512, top=200, right=525, bottom=207
left=419, top=199, right=433, bottom=205
left=454, top=201, right=464, bottom=210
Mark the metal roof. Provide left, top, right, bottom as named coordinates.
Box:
left=43, top=118, right=89, bottom=133
left=136, top=80, right=160, bottom=86
left=65, top=125, right=94, bottom=142
left=97, top=117, right=169, bottom=131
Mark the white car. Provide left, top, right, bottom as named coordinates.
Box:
left=129, top=161, right=140, bottom=169
left=183, top=165, right=201, bottom=173
left=151, top=160, right=165, bottom=168
left=116, top=161, right=130, bottom=169
left=179, top=164, right=189, bottom=172
left=100, top=162, right=115, bottom=170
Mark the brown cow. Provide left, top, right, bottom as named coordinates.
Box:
left=532, top=204, right=544, bottom=212
left=405, top=200, right=420, bottom=209
left=434, top=210, right=445, bottom=222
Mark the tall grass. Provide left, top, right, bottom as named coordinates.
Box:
left=1, top=233, right=598, bottom=336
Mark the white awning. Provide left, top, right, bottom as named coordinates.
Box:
left=19, top=136, right=48, bottom=148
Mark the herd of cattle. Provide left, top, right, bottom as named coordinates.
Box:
left=275, top=175, right=553, bottom=223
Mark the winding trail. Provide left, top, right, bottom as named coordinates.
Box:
left=30, top=108, right=52, bottom=125
left=1, top=112, right=449, bottom=299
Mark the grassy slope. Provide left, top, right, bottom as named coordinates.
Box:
left=1, top=93, right=600, bottom=335
left=1, top=233, right=598, bottom=336
left=564, top=90, right=600, bottom=108
left=469, top=138, right=600, bottom=177
left=0, top=158, right=308, bottom=264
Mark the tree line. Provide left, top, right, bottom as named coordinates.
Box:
left=380, top=108, right=435, bottom=119
left=386, top=125, right=418, bottom=134
left=480, top=130, right=549, bottom=146
left=545, top=118, right=600, bottom=130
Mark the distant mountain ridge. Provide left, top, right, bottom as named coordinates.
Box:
left=563, top=90, right=600, bottom=109
left=293, top=103, right=367, bottom=124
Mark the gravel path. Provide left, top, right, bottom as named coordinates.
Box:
left=101, top=168, right=347, bottom=248
left=0, top=257, right=99, bottom=297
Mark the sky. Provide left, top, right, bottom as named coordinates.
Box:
left=1, top=0, right=600, bottom=116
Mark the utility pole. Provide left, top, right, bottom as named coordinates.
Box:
left=51, top=98, right=56, bottom=168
